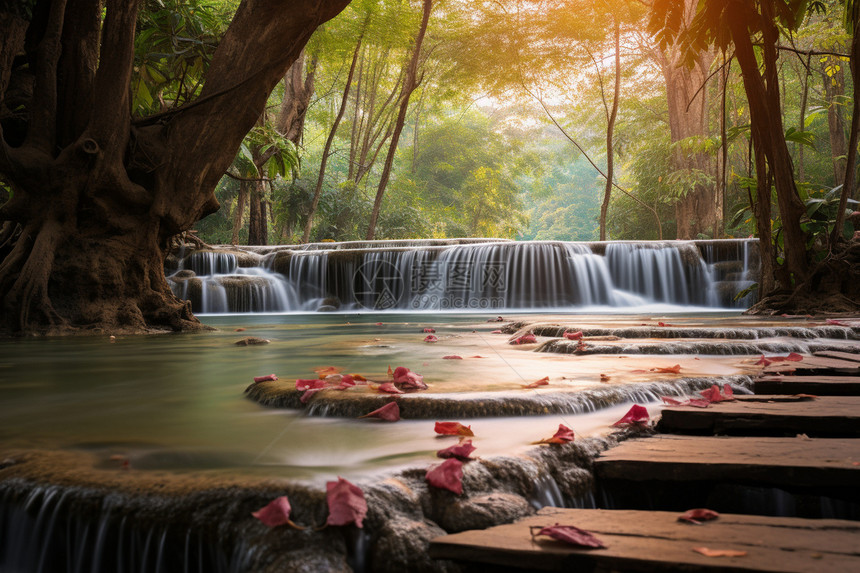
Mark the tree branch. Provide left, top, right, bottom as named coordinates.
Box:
left=24, top=0, right=68, bottom=153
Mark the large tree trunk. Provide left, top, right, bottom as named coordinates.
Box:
left=821, top=57, right=848, bottom=187
left=599, top=22, right=620, bottom=242
left=366, top=0, right=432, bottom=240
left=0, top=0, right=350, bottom=335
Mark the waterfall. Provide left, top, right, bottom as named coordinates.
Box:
left=166, top=239, right=759, bottom=314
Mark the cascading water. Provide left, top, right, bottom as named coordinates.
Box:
left=166, top=239, right=759, bottom=314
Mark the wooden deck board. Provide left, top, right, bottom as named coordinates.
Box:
left=754, top=375, right=860, bottom=395
left=430, top=507, right=860, bottom=572
left=814, top=350, right=860, bottom=364
left=657, top=396, right=860, bottom=437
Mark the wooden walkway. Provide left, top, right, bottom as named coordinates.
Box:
left=431, top=349, right=860, bottom=571
left=657, top=395, right=860, bottom=437
left=430, top=507, right=860, bottom=572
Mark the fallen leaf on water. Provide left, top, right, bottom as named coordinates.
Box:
left=424, top=334, right=439, bottom=343
left=337, top=375, right=356, bottom=390
left=650, top=364, right=682, bottom=374
left=359, top=401, right=400, bottom=422
left=599, top=373, right=610, bottom=382
left=296, top=378, right=327, bottom=391
left=437, top=439, right=476, bottom=461
left=532, top=524, right=606, bottom=548
left=350, top=374, right=368, bottom=382
left=612, top=404, right=649, bottom=426
left=314, top=366, right=342, bottom=378
left=692, top=547, right=747, bottom=558
left=392, top=366, right=427, bottom=390
left=522, top=376, right=550, bottom=389
left=387, top=365, right=393, bottom=378
left=826, top=318, right=849, bottom=326
left=443, top=355, right=463, bottom=360
left=678, top=508, right=720, bottom=524
left=423, top=327, right=436, bottom=333
left=326, top=477, right=367, bottom=528
left=510, top=333, right=537, bottom=345
left=535, top=424, right=575, bottom=445
left=662, top=396, right=685, bottom=405
left=435, top=421, right=474, bottom=437
left=426, top=458, right=464, bottom=494
left=254, top=374, right=278, bottom=383
left=469, top=355, right=486, bottom=358
left=375, top=322, right=383, bottom=326
left=563, top=331, right=583, bottom=340
left=252, top=496, right=302, bottom=528
left=377, top=382, right=404, bottom=394
left=700, top=385, right=725, bottom=403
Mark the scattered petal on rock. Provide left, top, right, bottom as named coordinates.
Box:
left=300, top=388, right=324, bottom=403
left=337, top=375, right=356, bottom=390
left=612, top=404, right=649, bottom=426
left=535, top=424, right=575, bottom=445
left=722, top=384, right=735, bottom=400
left=678, top=508, right=720, bottom=524
left=254, top=374, right=278, bottom=383
left=378, top=382, right=404, bottom=394
left=296, top=378, right=327, bottom=391
left=522, top=376, right=550, bottom=389
left=326, top=477, right=367, bottom=528
left=359, top=401, right=400, bottom=422
left=563, top=331, right=583, bottom=340
left=426, top=458, right=464, bottom=494
left=700, top=385, right=724, bottom=403
left=435, top=421, right=474, bottom=437
left=252, top=496, right=293, bottom=527
left=510, top=333, right=537, bottom=345
left=443, top=355, right=463, bottom=360
left=436, top=439, right=476, bottom=461
left=534, top=524, right=606, bottom=549
left=424, top=334, right=439, bottom=343
left=662, top=396, right=685, bottom=405
left=692, top=547, right=747, bottom=558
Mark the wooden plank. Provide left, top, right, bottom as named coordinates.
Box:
left=594, top=436, right=860, bottom=488
left=657, top=396, right=860, bottom=437
left=754, top=375, right=860, bottom=396
left=430, top=507, right=860, bottom=572
left=761, top=355, right=860, bottom=375
left=815, top=350, right=860, bottom=364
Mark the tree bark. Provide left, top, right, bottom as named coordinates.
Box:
left=0, top=0, right=350, bottom=335
left=821, top=57, right=848, bottom=187
left=599, top=22, right=620, bottom=242
left=366, top=0, right=432, bottom=240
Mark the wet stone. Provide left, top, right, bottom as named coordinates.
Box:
left=438, top=493, right=533, bottom=533
left=370, top=516, right=460, bottom=573
left=235, top=337, right=270, bottom=346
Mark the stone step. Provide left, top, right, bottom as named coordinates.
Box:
left=430, top=507, right=860, bottom=572
left=754, top=375, right=860, bottom=395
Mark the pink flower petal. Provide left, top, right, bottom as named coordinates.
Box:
left=360, top=401, right=400, bottom=422
left=252, top=496, right=292, bottom=527
left=437, top=439, right=476, bottom=460
left=612, top=404, right=650, bottom=426
left=254, top=374, right=278, bottom=383
left=426, top=458, right=464, bottom=494
left=326, top=477, right=367, bottom=528
left=536, top=524, right=606, bottom=548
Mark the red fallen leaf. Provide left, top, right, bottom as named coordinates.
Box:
left=522, top=376, right=550, bottom=389
left=470, top=355, right=486, bottom=358
left=301, top=388, right=324, bottom=403
left=612, top=404, right=650, bottom=426
left=650, top=364, right=682, bottom=374
left=392, top=367, right=426, bottom=389
left=387, top=365, right=394, bottom=378
left=252, top=496, right=293, bottom=527
left=326, top=477, right=367, bottom=528
left=359, top=401, right=400, bottom=422
left=423, top=327, right=436, bottom=333
left=377, top=382, right=404, bottom=394
left=826, top=318, right=849, bottom=326
left=511, top=333, right=537, bottom=345
left=692, top=547, right=747, bottom=558
left=375, top=322, right=383, bottom=326
left=435, top=421, right=474, bottom=436
left=490, top=329, right=503, bottom=334
left=678, top=508, right=720, bottom=524
left=534, top=524, right=606, bottom=549
left=722, top=384, right=735, bottom=400
left=629, top=369, right=649, bottom=374
left=785, top=352, right=803, bottom=361
left=564, top=331, right=583, bottom=340
left=254, top=374, right=278, bottom=383
left=437, top=439, right=476, bottom=460
left=599, top=373, right=610, bottom=382
left=296, top=378, right=326, bottom=391
left=758, top=353, right=803, bottom=366
left=424, top=334, right=439, bottom=343
left=700, top=385, right=724, bottom=403
left=426, top=458, right=464, bottom=494
left=658, top=321, right=674, bottom=327
left=535, top=424, right=575, bottom=445
left=314, top=366, right=343, bottom=378
left=337, top=375, right=356, bottom=390
left=350, top=373, right=368, bottom=382
left=687, top=399, right=712, bottom=408
left=661, top=396, right=685, bottom=405
left=443, top=355, right=463, bottom=360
